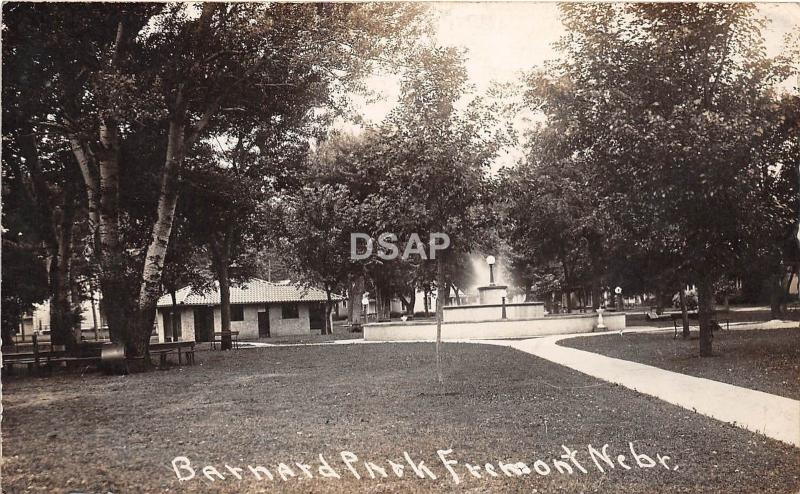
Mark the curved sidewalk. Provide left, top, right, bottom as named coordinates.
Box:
left=494, top=333, right=800, bottom=448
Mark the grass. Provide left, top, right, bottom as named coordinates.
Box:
left=559, top=328, right=800, bottom=400
left=3, top=342, right=799, bottom=493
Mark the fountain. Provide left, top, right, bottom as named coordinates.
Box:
left=363, top=254, right=626, bottom=341
left=443, top=255, right=544, bottom=322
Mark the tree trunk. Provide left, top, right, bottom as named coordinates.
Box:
left=381, top=292, right=391, bottom=320
left=68, top=135, right=133, bottom=352
left=51, top=186, right=80, bottom=351
left=587, top=233, right=604, bottom=310
left=68, top=136, right=100, bottom=234
left=782, top=267, right=795, bottom=314
left=655, top=288, right=664, bottom=315
left=769, top=270, right=784, bottom=319
left=407, top=288, right=416, bottom=315
left=348, top=275, right=364, bottom=326
left=374, top=285, right=382, bottom=321
left=170, top=289, right=179, bottom=342
left=135, top=119, right=184, bottom=355
left=90, top=288, right=99, bottom=340
left=561, top=258, right=574, bottom=313
left=218, top=262, right=232, bottom=350
left=697, top=279, right=715, bottom=357
left=435, top=255, right=446, bottom=385
left=21, top=130, right=81, bottom=352
left=91, top=115, right=140, bottom=355
left=679, top=286, right=690, bottom=339
left=324, top=288, right=333, bottom=335
left=451, top=283, right=461, bottom=305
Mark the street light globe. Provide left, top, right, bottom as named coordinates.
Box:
left=486, top=255, right=496, bottom=265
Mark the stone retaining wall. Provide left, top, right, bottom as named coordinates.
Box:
left=364, top=312, right=626, bottom=341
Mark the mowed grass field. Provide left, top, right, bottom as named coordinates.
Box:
left=3, top=342, right=799, bottom=493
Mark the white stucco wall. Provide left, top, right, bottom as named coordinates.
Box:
left=267, top=303, right=312, bottom=337
left=180, top=309, right=195, bottom=342
left=214, top=305, right=262, bottom=340
left=156, top=307, right=196, bottom=342
left=364, top=313, right=626, bottom=341
left=156, top=302, right=316, bottom=341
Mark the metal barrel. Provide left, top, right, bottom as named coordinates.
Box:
left=100, top=343, right=128, bottom=374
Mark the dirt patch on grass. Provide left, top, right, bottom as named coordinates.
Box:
left=559, top=328, right=800, bottom=400
left=3, top=343, right=799, bottom=493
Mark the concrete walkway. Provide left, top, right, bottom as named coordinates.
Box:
left=490, top=332, right=800, bottom=448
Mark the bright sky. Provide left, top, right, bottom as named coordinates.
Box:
left=351, top=2, right=800, bottom=127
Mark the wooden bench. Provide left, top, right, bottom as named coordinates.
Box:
left=2, top=350, right=100, bottom=374
left=2, top=352, right=41, bottom=375
left=150, top=341, right=195, bottom=366
left=211, top=331, right=239, bottom=350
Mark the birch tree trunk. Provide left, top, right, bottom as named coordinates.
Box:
left=68, top=136, right=100, bottom=235
left=135, top=119, right=185, bottom=355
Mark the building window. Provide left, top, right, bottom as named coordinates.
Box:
left=282, top=303, right=299, bottom=319
left=230, top=304, right=244, bottom=321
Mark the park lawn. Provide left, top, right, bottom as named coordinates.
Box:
left=559, top=328, right=800, bottom=400
left=2, top=343, right=799, bottom=493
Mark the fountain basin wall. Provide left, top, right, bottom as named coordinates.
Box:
left=363, top=312, right=626, bottom=341
left=443, top=302, right=544, bottom=322
left=477, top=285, right=507, bottom=304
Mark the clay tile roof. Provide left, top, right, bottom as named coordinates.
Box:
left=156, top=278, right=343, bottom=307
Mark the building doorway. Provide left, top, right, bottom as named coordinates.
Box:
left=193, top=306, right=213, bottom=342
left=258, top=310, right=270, bottom=338
left=309, top=303, right=326, bottom=331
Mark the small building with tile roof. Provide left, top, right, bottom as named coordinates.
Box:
left=155, top=278, right=344, bottom=342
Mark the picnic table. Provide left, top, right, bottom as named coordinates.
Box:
left=211, top=331, right=239, bottom=350
left=149, top=341, right=196, bottom=367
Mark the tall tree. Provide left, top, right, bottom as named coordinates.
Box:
left=517, top=4, right=797, bottom=355
left=4, top=3, right=430, bottom=356
left=380, top=46, right=502, bottom=383
left=279, top=184, right=360, bottom=334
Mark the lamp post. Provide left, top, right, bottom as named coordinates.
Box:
left=486, top=255, right=496, bottom=286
